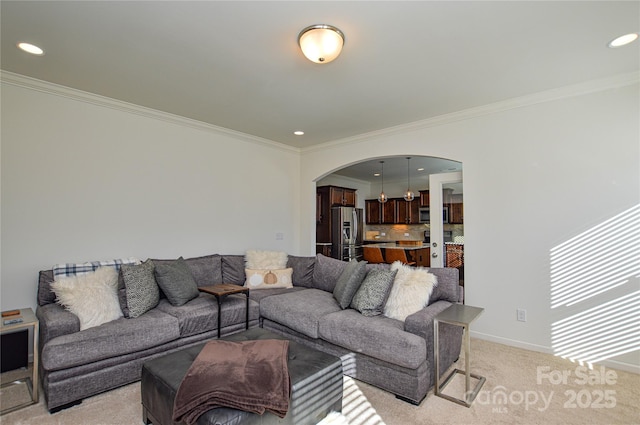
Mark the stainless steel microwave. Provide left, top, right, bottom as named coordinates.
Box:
left=419, top=207, right=449, bottom=224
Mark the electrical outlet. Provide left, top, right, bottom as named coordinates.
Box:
left=381, top=232, right=386, bottom=236
left=404, top=233, right=410, bottom=237
left=275, top=233, right=284, bottom=240
left=517, top=309, right=527, bottom=322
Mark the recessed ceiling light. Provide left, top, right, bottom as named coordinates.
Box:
left=417, top=168, right=425, bottom=171
left=607, top=33, right=639, bottom=48
left=373, top=173, right=380, bottom=177
left=294, top=130, right=304, bottom=136
left=17, top=42, right=44, bottom=55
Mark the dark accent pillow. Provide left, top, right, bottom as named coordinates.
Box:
left=332, top=260, right=368, bottom=309
left=351, top=269, right=398, bottom=316
left=152, top=254, right=223, bottom=287
left=287, top=255, right=315, bottom=288
left=118, top=260, right=159, bottom=318
left=312, top=254, right=349, bottom=292
left=153, top=257, right=199, bottom=306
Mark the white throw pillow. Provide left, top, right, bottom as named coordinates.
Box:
left=384, top=261, right=437, bottom=321
left=245, top=250, right=288, bottom=270
left=51, top=266, right=123, bottom=330
left=244, top=268, right=293, bottom=289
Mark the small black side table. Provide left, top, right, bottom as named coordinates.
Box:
left=198, top=284, right=250, bottom=338
left=434, top=303, right=486, bottom=407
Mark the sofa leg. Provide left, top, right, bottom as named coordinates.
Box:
left=395, top=393, right=425, bottom=406
left=48, top=399, right=82, bottom=413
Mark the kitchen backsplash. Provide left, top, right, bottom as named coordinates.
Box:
left=365, top=224, right=464, bottom=242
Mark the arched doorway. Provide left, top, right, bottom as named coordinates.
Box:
left=314, top=155, right=464, bottom=285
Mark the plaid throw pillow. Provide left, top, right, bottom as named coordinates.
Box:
left=53, top=257, right=141, bottom=280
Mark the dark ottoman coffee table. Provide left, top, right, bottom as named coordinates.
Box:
left=141, top=328, right=343, bottom=425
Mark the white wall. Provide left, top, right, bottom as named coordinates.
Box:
left=1, top=77, right=300, bottom=311
left=300, top=78, right=640, bottom=371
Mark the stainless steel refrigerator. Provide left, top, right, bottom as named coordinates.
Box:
left=331, top=206, right=364, bottom=261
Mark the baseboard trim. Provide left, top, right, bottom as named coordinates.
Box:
left=470, top=331, right=640, bottom=374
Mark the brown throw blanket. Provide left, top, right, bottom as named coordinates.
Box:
left=172, top=339, right=290, bottom=425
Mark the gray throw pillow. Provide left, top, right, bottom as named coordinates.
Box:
left=119, top=260, right=159, bottom=318
left=154, top=257, right=199, bottom=306
left=332, top=260, right=367, bottom=309
left=351, top=269, right=398, bottom=316
left=312, top=254, right=349, bottom=292
left=287, top=255, right=315, bottom=288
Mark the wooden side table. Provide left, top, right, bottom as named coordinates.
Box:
left=198, top=284, right=250, bottom=338
left=434, top=303, right=486, bottom=407
left=1, top=308, right=39, bottom=414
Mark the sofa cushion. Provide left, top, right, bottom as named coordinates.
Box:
left=119, top=260, right=159, bottom=318
left=51, top=267, right=123, bottom=331
left=332, top=260, right=367, bottom=309
left=155, top=295, right=259, bottom=337
left=350, top=268, right=397, bottom=317
left=153, top=254, right=223, bottom=287
left=41, top=309, right=180, bottom=371
left=259, top=289, right=341, bottom=339
left=319, top=309, right=427, bottom=369
left=287, top=256, right=315, bottom=288
left=154, top=257, right=200, bottom=306
left=427, top=267, right=460, bottom=304
left=312, top=254, right=349, bottom=292
left=222, top=255, right=246, bottom=285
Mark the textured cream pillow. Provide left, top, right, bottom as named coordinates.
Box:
left=51, top=266, right=123, bottom=330
left=244, top=268, right=293, bottom=289
left=384, top=261, right=437, bottom=321
left=245, top=250, right=288, bottom=270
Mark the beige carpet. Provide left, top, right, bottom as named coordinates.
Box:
left=2, top=339, right=638, bottom=425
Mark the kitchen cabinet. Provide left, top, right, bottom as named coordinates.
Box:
left=365, top=198, right=419, bottom=224
left=316, top=185, right=357, bottom=243
left=322, top=186, right=355, bottom=207
left=419, top=190, right=430, bottom=207
left=381, top=199, right=396, bottom=224
left=395, top=199, right=420, bottom=224
left=365, top=199, right=381, bottom=224
left=409, top=247, right=430, bottom=267
left=449, top=202, right=464, bottom=224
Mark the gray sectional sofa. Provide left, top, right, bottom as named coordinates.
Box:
left=36, top=253, right=463, bottom=412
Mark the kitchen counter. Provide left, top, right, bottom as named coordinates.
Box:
left=365, top=242, right=429, bottom=250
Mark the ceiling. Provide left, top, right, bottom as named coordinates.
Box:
left=2, top=1, right=638, bottom=152
left=331, top=156, right=461, bottom=185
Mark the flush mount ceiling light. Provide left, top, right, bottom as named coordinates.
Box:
left=17, top=42, right=44, bottom=55
left=298, top=24, right=345, bottom=64
left=608, top=33, right=639, bottom=48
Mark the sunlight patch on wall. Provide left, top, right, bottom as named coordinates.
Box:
left=551, top=291, right=640, bottom=364
left=549, top=204, right=640, bottom=366
left=550, top=205, right=639, bottom=308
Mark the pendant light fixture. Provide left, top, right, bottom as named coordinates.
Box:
left=403, top=157, right=415, bottom=202
left=378, top=161, right=388, bottom=203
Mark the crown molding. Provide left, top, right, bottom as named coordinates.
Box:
left=303, top=71, right=640, bottom=154
left=0, top=71, right=299, bottom=154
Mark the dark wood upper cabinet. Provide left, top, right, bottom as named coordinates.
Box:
left=419, top=190, right=430, bottom=207
left=365, top=199, right=381, bottom=224
left=395, top=199, right=420, bottom=224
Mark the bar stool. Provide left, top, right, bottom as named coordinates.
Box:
left=363, top=246, right=385, bottom=264
left=385, top=249, right=416, bottom=266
